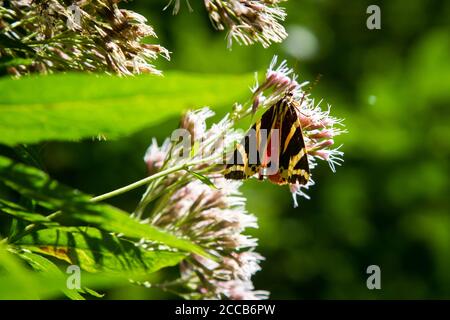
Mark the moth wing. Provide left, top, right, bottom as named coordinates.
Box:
left=278, top=104, right=310, bottom=185
left=224, top=105, right=278, bottom=180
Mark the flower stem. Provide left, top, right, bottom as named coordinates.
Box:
left=10, top=210, right=62, bottom=243
left=90, top=156, right=218, bottom=203
left=10, top=156, right=218, bottom=242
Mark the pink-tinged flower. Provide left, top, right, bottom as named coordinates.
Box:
left=215, top=280, right=270, bottom=300
left=1, top=0, right=168, bottom=76
left=144, top=138, right=171, bottom=174
left=144, top=175, right=267, bottom=300
left=139, top=106, right=267, bottom=300
left=180, top=108, right=215, bottom=142
left=295, top=99, right=346, bottom=175
left=230, top=56, right=347, bottom=207
left=249, top=56, right=306, bottom=116
left=137, top=57, right=346, bottom=299
left=167, top=0, right=288, bottom=48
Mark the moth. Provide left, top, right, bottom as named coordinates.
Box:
left=224, top=93, right=310, bottom=185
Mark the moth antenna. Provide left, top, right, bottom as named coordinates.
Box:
left=308, top=73, right=323, bottom=92
left=293, top=73, right=323, bottom=119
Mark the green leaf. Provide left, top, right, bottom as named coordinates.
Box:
left=0, top=156, right=213, bottom=259
left=16, top=250, right=85, bottom=300
left=0, top=243, right=139, bottom=299
left=0, top=72, right=253, bottom=146
left=81, top=287, right=104, bottom=298
left=186, top=169, right=219, bottom=190
left=0, top=243, right=72, bottom=299
left=15, top=227, right=187, bottom=275
left=0, top=199, right=56, bottom=224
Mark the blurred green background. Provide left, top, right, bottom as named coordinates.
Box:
left=12, top=0, right=450, bottom=298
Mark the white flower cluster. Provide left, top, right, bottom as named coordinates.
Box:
left=141, top=108, right=268, bottom=300
left=240, top=57, right=347, bottom=207
left=167, top=0, right=288, bottom=48
left=138, top=57, right=346, bottom=298
left=0, top=0, right=168, bottom=76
